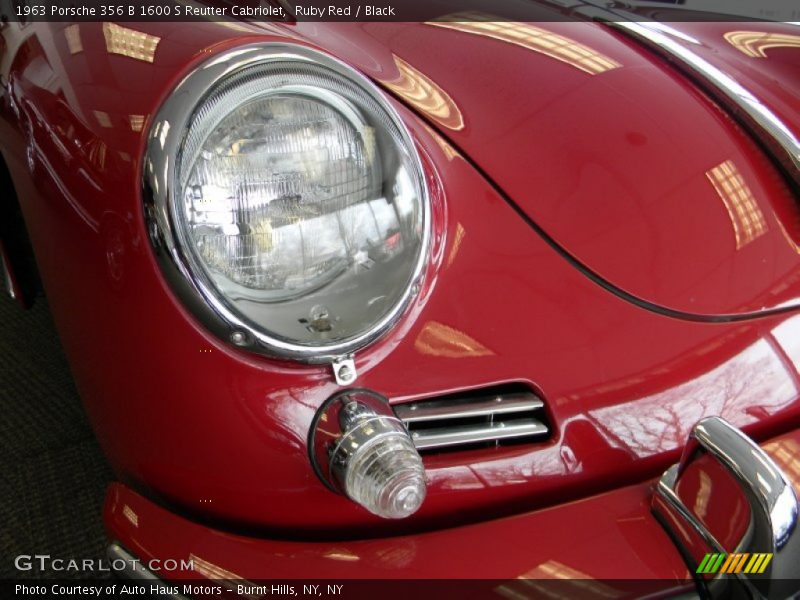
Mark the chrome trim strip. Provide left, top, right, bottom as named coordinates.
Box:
left=652, top=417, right=800, bottom=597
left=0, top=243, right=16, bottom=301
left=607, top=21, right=800, bottom=185
left=142, top=43, right=431, bottom=363
left=107, top=543, right=189, bottom=599
left=394, top=392, right=544, bottom=423
left=410, top=418, right=548, bottom=450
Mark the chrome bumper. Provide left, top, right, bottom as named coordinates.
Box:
left=653, top=417, right=799, bottom=599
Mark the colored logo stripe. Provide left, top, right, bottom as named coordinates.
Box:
left=697, top=553, right=773, bottom=574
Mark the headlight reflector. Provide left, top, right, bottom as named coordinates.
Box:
left=145, top=45, right=429, bottom=360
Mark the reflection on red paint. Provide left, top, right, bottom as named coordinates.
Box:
left=675, top=453, right=751, bottom=552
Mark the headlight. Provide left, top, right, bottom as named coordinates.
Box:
left=144, top=44, right=429, bottom=362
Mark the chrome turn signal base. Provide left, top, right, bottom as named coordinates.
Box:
left=309, top=389, right=426, bottom=519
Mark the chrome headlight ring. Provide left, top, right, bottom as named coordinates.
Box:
left=143, top=43, right=431, bottom=363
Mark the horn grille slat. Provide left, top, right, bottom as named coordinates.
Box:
left=394, top=386, right=550, bottom=453
left=410, top=419, right=548, bottom=450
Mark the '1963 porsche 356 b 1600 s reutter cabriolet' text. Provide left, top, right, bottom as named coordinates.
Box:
left=1, top=0, right=800, bottom=596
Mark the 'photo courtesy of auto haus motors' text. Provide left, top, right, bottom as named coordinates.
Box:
left=2, top=0, right=800, bottom=597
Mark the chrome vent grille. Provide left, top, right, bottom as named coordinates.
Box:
left=394, top=387, right=550, bottom=452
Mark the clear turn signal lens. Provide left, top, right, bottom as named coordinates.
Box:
left=310, top=390, right=426, bottom=519
left=339, top=415, right=426, bottom=519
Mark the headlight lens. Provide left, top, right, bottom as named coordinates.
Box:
left=146, top=46, right=429, bottom=359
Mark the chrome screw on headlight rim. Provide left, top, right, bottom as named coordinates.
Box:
left=143, top=44, right=430, bottom=363
left=309, top=389, right=427, bottom=519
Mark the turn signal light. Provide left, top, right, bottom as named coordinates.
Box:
left=309, top=390, right=426, bottom=519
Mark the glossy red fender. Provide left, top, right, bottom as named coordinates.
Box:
left=1, top=17, right=800, bottom=542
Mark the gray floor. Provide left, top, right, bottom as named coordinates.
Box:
left=0, top=292, right=113, bottom=579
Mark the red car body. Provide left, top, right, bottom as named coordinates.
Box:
left=1, top=2, right=800, bottom=588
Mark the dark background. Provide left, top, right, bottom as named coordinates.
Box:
left=0, top=292, right=112, bottom=579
